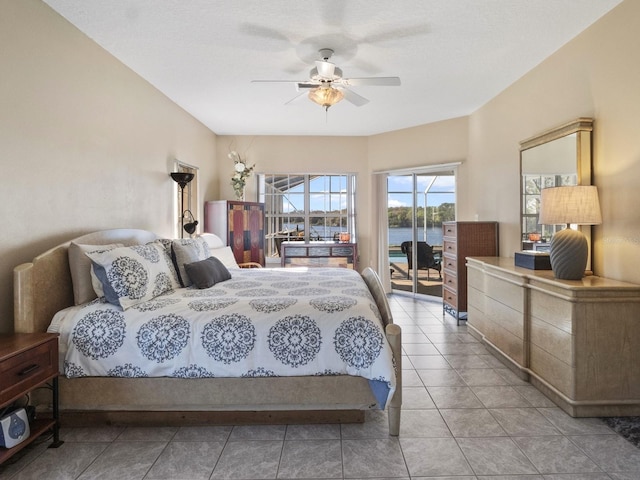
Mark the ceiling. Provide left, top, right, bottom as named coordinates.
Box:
left=44, top=0, right=623, bottom=137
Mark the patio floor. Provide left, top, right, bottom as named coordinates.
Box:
left=390, top=262, right=443, bottom=297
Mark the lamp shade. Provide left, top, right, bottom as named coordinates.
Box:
left=184, top=220, right=198, bottom=235
left=539, top=185, right=602, bottom=226
left=308, top=86, right=344, bottom=109
left=538, top=185, right=601, bottom=280
left=170, top=172, right=194, bottom=189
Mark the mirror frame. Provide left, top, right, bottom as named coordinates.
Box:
left=519, top=117, right=594, bottom=267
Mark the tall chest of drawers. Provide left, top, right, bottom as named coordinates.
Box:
left=442, top=221, right=498, bottom=323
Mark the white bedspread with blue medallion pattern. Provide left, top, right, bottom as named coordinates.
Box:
left=48, top=267, right=396, bottom=408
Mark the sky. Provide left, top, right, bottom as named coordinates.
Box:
left=387, top=174, right=455, bottom=208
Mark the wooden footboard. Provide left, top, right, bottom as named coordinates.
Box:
left=14, top=230, right=402, bottom=435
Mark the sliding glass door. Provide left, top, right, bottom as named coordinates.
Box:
left=387, top=172, right=455, bottom=295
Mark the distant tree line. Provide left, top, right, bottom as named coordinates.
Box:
left=280, top=203, right=456, bottom=228
left=388, top=204, right=455, bottom=228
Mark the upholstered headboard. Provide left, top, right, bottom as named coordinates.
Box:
left=14, top=229, right=158, bottom=334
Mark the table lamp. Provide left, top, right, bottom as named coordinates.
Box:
left=538, top=185, right=602, bottom=280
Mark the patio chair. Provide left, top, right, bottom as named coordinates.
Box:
left=400, top=241, right=442, bottom=280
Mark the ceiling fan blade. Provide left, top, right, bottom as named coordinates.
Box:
left=284, top=91, right=307, bottom=105
left=296, top=83, right=318, bottom=90
left=251, top=79, right=306, bottom=84
left=342, top=77, right=401, bottom=87
left=315, top=60, right=336, bottom=79
left=341, top=88, right=369, bottom=107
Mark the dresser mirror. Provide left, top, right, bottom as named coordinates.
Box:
left=519, top=118, right=593, bottom=256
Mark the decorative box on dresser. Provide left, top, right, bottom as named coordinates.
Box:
left=467, top=256, right=640, bottom=417
left=0, top=333, right=62, bottom=464
left=442, top=221, right=498, bottom=324
left=204, top=200, right=265, bottom=266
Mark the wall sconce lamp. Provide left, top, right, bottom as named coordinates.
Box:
left=183, top=210, right=199, bottom=236
left=170, top=172, right=195, bottom=238
left=539, top=185, right=602, bottom=280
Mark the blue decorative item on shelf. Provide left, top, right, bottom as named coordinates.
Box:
left=0, top=407, right=30, bottom=448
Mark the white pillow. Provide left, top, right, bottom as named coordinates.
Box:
left=68, top=242, right=123, bottom=305
left=171, top=237, right=211, bottom=287
left=210, top=246, right=240, bottom=269
left=199, top=233, right=225, bottom=249
left=87, top=243, right=181, bottom=310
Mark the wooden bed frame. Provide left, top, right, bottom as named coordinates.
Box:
left=14, top=229, right=402, bottom=434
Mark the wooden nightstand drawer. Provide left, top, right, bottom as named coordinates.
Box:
left=0, top=333, right=62, bottom=464
left=0, top=335, right=58, bottom=406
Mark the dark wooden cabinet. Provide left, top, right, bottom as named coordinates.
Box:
left=442, top=221, right=498, bottom=323
left=0, top=333, right=62, bottom=464
left=204, top=201, right=265, bottom=266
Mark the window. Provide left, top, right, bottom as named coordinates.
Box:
left=522, top=172, right=576, bottom=242
left=258, top=174, right=356, bottom=258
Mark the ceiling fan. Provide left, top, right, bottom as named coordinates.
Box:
left=252, top=48, right=401, bottom=110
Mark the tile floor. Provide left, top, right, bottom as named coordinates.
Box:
left=2, top=293, right=640, bottom=479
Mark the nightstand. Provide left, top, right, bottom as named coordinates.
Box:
left=0, top=333, right=62, bottom=464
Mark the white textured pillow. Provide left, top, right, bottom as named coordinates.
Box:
left=171, top=237, right=211, bottom=287
left=87, top=243, right=181, bottom=310
left=210, top=246, right=240, bottom=270
left=68, top=242, right=123, bottom=305
left=199, top=233, right=225, bottom=249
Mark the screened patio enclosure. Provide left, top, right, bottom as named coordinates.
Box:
left=258, top=174, right=356, bottom=258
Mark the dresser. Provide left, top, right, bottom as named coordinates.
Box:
left=204, top=200, right=265, bottom=266
left=0, top=333, right=62, bottom=464
left=280, top=242, right=357, bottom=269
left=442, top=221, right=498, bottom=323
left=467, top=257, right=640, bottom=417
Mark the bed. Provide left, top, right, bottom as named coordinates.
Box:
left=13, top=229, right=402, bottom=435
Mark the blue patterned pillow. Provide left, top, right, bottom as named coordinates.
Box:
left=87, top=243, right=181, bottom=310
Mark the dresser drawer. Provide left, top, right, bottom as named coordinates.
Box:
left=442, top=255, right=457, bottom=272
left=0, top=338, right=58, bottom=405
left=443, top=271, right=458, bottom=291
left=443, top=223, right=457, bottom=238
left=443, top=286, right=458, bottom=310
left=443, top=239, right=457, bottom=256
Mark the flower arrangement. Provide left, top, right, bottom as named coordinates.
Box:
left=229, top=150, right=255, bottom=200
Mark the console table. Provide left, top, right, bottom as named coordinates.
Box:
left=466, top=257, right=640, bottom=417
left=281, top=242, right=357, bottom=269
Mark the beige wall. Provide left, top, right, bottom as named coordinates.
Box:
left=217, top=120, right=467, bottom=272
left=0, top=0, right=217, bottom=332
left=465, top=0, right=640, bottom=283
left=215, top=135, right=370, bottom=264
left=2, top=0, right=638, bottom=333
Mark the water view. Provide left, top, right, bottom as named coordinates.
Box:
left=388, top=227, right=443, bottom=262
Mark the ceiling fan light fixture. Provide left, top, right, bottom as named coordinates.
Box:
left=308, top=86, right=344, bottom=110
